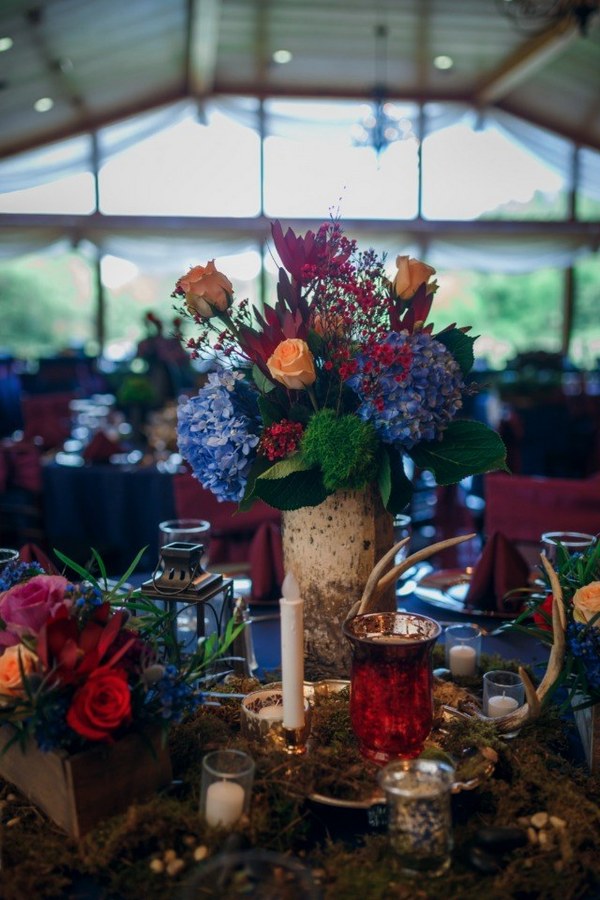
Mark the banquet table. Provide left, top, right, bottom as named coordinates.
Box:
left=43, top=460, right=176, bottom=572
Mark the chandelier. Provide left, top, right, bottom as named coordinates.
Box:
left=496, top=0, right=599, bottom=35
left=352, top=24, right=415, bottom=157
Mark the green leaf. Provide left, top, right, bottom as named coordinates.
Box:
left=288, top=403, right=311, bottom=425
left=257, top=452, right=311, bottom=480
left=307, top=329, right=326, bottom=358
left=435, top=328, right=476, bottom=376
left=252, top=364, right=275, bottom=394
left=377, top=448, right=392, bottom=508
left=253, top=467, right=328, bottom=510
left=387, top=461, right=414, bottom=515
left=238, top=455, right=275, bottom=511
left=53, top=549, right=100, bottom=590
left=258, top=394, right=287, bottom=427
left=409, top=419, right=508, bottom=486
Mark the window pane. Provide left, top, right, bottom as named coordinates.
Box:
left=98, top=101, right=261, bottom=216
left=430, top=267, right=563, bottom=369
left=103, top=248, right=262, bottom=361
left=264, top=99, right=419, bottom=219
left=0, top=250, right=95, bottom=358
left=571, top=256, right=600, bottom=369
left=422, top=111, right=567, bottom=220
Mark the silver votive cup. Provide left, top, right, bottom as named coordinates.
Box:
left=240, top=688, right=312, bottom=755
left=378, top=758, right=455, bottom=877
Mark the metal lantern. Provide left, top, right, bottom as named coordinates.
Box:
left=141, top=541, right=234, bottom=640
left=141, top=541, right=256, bottom=676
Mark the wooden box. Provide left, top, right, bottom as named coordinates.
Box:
left=573, top=702, right=600, bottom=773
left=0, top=726, right=172, bottom=839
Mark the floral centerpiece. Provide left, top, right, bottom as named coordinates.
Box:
left=172, top=221, right=507, bottom=671
left=513, top=541, right=600, bottom=770
left=0, top=554, right=239, bottom=834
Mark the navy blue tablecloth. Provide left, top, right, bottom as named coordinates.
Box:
left=43, top=461, right=176, bottom=572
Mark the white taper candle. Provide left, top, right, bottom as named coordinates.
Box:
left=280, top=571, right=305, bottom=729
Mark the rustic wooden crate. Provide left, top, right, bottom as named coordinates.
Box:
left=0, top=726, right=172, bottom=839
left=573, top=701, right=600, bottom=773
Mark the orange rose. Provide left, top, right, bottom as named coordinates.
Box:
left=394, top=255, right=436, bottom=300
left=0, top=645, right=39, bottom=698
left=267, top=339, right=316, bottom=390
left=177, top=261, right=233, bottom=319
left=573, top=582, right=600, bottom=626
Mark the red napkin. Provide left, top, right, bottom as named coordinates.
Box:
left=248, top=521, right=285, bottom=604
left=465, top=531, right=530, bottom=613
left=82, top=431, right=125, bottom=463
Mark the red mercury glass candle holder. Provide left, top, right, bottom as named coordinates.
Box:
left=342, top=612, right=442, bottom=764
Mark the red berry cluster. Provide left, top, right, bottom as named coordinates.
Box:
left=258, top=420, right=305, bottom=461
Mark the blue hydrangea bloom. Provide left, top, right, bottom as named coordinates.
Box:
left=346, top=331, right=465, bottom=450
left=148, top=664, right=202, bottom=723
left=177, top=368, right=261, bottom=503
left=0, top=560, right=45, bottom=592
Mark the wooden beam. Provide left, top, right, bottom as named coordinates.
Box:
left=476, top=19, right=578, bottom=106
left=187, top=0, right=222, bottom=97
left=0, top=212, right=597, bottom=243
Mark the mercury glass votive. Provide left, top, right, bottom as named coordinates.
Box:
left=343, top=612, right=441, bottom=764
left=240, top=688, right=312, bottom=755
left=378, top=758, right=455, bottom=877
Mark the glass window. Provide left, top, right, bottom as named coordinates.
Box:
left=430, top=267, right=563, bottom=370
left=102, top=247, right=262, bottom=361
left=421, top=110, right=568, bottom=220
left=571, top=255, right=600, bottom=369
left=264, top=99, right=419, bottom=219
left=0, top=250, right=95, bottom=359
left=578, top=148, right=600, bottom=222
left=98, top=100, right=261, bottom=217
left=0, top=134, right=95, bottom=213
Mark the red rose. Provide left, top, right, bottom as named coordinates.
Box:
left=533, top=592, right=554, bottom=631
left=66, top=667, right=132, bottom=741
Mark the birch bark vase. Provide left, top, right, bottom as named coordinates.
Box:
left=281, top=485, right=395, bottom=677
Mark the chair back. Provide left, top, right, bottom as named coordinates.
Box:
left=484, top=473, right=600, bottom=545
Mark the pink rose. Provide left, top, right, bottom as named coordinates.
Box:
left=0, top=575, right=70, bottom=647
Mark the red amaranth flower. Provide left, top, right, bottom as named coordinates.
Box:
left=258, top=420, right=305, bottom=461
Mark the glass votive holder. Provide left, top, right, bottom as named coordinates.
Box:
left=393, top=514, right=413, bottom=563
left=445, top=623, right=481, bottom=678
left=200, top=749, right=255, bottom=828
left=240, top=688, right=312, bottom=755
left=378, top=758, right=455, bottom=877
left=483, top=670, right=525, bottom=737
left=158, top=518, right=211, bottom=548
left=181, top=849, right=321, bottom=899
left=541, top=531, right=596, bottom=565
left=0, top=548, right=19, bottom=572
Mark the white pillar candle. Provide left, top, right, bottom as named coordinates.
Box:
left=449, top=643, right=477, bottom=677
left=257, top=704, right=282, bottom=722
left=487, top=693, right=519, bottom=717
left=205, top=779, right=245, bottom=827
left=280, top=572, right=305, bottom=729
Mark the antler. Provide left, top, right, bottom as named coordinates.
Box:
left=346, top=533, right=476, bottom=621
left=462, top=552, right=566, bottom=734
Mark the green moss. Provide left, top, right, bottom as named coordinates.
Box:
left=2, top=677, right=600, bottom=898
left=301, top=409, right=379, bottom=492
